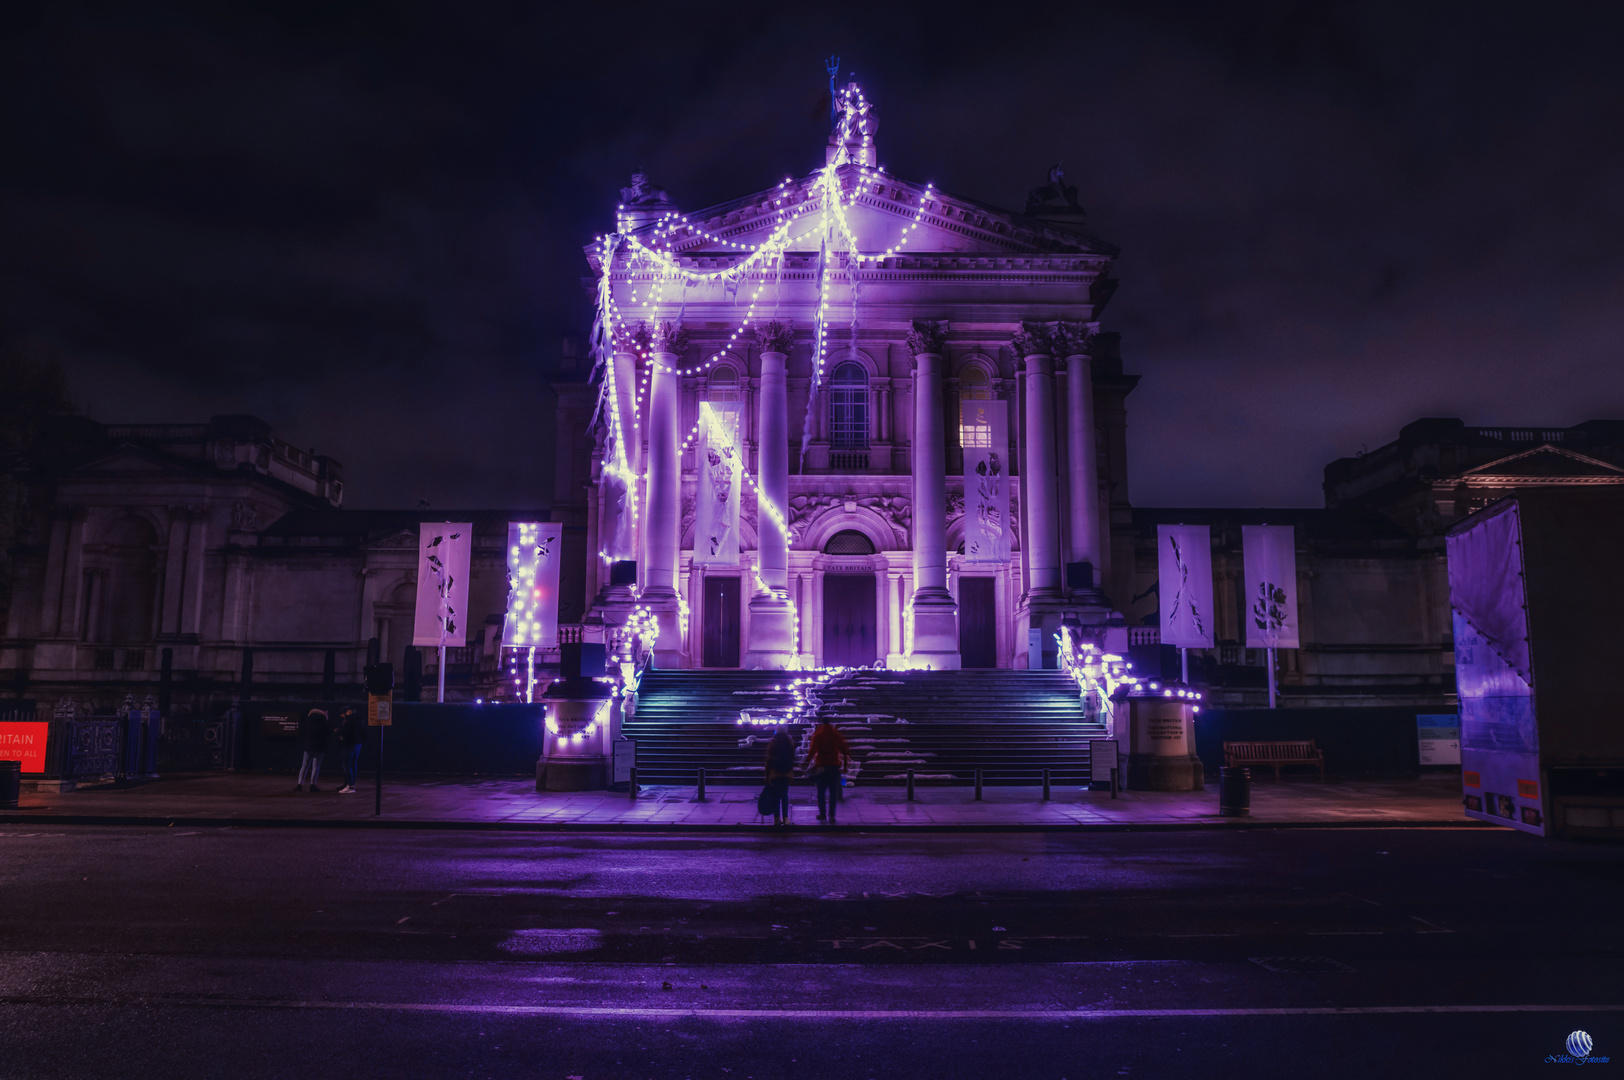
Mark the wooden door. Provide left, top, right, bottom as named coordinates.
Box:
left=701, top=576, right=740, bottom=668
left=959, top=576, right=998, bottom=668
left=822, top=574, right=877, bottom=668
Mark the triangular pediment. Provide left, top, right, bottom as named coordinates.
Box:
left=589, top=166, right=1117, bottom=269
left=1458, top=445, right=1624, bottom=482
left=71, top=445, right=194, bottom=475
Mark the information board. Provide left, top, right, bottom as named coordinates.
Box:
left=1089, top=738, right=1120, bottom=782
left=260, top=715, right=298, bottom=738
left=0, top=722, right=48, bottom=772
left=1418, top=713, right=1461, bottom=765
left=367, top=695, right=392, bottom=727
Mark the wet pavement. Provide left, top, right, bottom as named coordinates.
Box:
left=8, top=771, right=1474, bottom=830
left=0, top=824, right=1618, bottom=1078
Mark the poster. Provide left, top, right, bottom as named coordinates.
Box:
left=1156, top=523, right=1215, bottom=648
left=413, top=522, right=473, bottom=647
left=506, top=521, right=564, bottom=648
left=961, top=399, right=1010, bottom=563
left=695, top=402, right=741, bottom=566
left=1242, top=524, right=1299, bottom=648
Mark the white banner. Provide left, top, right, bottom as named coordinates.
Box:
left=1242, top=524, right=1299, bottom=648
left=506, top=521, right=563, bottom=648
left=600, top=469, right=636, bottom=562
left=413, top=522, right=473, bottom=647
left=962, top=399, right=1010, bottom=563
left=695, top=402, right=741, bottom=566
left=1157, top=524, right=1215, bottom=648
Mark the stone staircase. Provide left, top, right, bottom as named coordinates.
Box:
left=623, top=668, right=1106, bottom=786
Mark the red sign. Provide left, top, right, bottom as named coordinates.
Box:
left=1517, top=779, right=1540, bottom=800
left=0, top=722, right=49, bottom=773
left=1463, top=770, right=1481, bottom=788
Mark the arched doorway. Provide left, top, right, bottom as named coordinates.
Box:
left=822, top=530, right=878, bottom=667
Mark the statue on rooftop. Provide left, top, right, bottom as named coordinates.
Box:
left=1024, top=163, right=1083, bottom=215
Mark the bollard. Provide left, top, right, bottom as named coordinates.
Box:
left=907, top=768, right=915, bottom=801
left=696, top=767, right=707, bottom=801
left=1110, top=767, right=1119, bottom=799
left=0, top=760, right=18, bottom=810
left=974, top=768, right=983, bottom=801
left=1042, top=767, right=1051, bottom=801
left=629, top=767, right=639, bottom=799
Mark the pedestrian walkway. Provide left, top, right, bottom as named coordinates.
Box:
left=3, top=772, right=1482, bottom=831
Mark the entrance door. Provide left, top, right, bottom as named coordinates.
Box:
left=823, top=574, right=877, bottom=668
left=959, top=576, right=997, bottom=668
left=701, top=576, right=741, bottom=667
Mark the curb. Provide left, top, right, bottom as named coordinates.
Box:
left=0, top=811, right=1496, bottom=834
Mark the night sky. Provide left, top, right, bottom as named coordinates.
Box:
left=4, top=1, right=1623, bottom=510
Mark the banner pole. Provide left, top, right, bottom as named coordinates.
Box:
left=526, top=646, right=536, bottom=704
left=1180, top=647, right=1188, bottom=684
left=1267, top=646, right=1277, bottom=709
left=437, top=645, right=447, bottom=703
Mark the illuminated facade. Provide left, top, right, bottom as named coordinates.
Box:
left=553, top=85, right=1139, bottom=671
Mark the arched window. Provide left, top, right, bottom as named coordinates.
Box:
left=959, top=366, right=994, bottom=449
left=824, top=529, right=876, bottom=555
left=705, top=365, right=740, bottom=404
left=829, top=362, right=869, bottom=450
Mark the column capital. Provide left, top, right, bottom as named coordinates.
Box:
left=905, top=319, right=949, bottom=357
left=754, top=319, right=795, bottom=355
left=611, top=323, right=643, bottom=353
left=1010, top=320, right=1053, bottom=360
left=1052, top=320, right=1099, bottom=360
left=649, top=320, right=688, bottom=356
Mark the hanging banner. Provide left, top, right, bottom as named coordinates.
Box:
left=505, top=521, right=563, bottom=648
left=1242, top=524, right=1300, bottom=648
left=600, top=469, right=636, bottom=562
left=413, top=522, right=473, bottom=647
left=1157, top=523, right=1215, bottom=648
left=695, top=402, right=742, bottom=566
left=962, top=399, right=1010, bottom=563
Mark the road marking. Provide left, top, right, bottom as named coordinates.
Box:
left=3, top=997, right=1621, bottom=1020
left=1307, top=931, right=1383, bottom=936
left=1411, top=917, right=1453, bottom=934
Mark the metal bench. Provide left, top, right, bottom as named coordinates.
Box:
left=1223, top=740, right=1325, bottom=780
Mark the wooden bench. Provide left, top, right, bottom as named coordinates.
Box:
left=1223, top=740, right=1326, bottom=780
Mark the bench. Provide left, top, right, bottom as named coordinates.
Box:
left=1223, top=740, right=1325, bottom=780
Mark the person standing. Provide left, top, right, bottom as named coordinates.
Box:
left=296, top=708, right=328, bottom=792
left=804, top=719, right=851, bottom=824
left=336, top=706, right=365, bottom=794
left=763, top=728, right=797, bottom=826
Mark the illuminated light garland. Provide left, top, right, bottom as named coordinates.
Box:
left=1055, top=626, right=1150, bottom=726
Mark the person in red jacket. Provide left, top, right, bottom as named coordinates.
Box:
left=803, top=719, right=851, bottom=824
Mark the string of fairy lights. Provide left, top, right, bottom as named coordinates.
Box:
left=588, top=82, right=940, bottom=681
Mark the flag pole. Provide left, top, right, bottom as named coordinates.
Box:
left=437, top=644, right=447, bottom=703
left=1266, top=646, right=1277, bottom=709
left=1180, top=646, right=1188, bottom=684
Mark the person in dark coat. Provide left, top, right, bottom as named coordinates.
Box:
left=763, top=728, right=797, bottom=826
left=336, top=707, right=365, bottom=794
left=296, top=708, right=328, bottom=792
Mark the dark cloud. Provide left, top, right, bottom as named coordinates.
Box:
left=2, top=0, right=1622, bottom=509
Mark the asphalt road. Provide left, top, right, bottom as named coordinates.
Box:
left=0, top=824, right=1619, bottom=1078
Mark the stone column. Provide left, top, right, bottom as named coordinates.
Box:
left=1014, top=322, right=1061, bottom=597
left=905, top=320, right=960, bottom=669
left=1057, top=321, right=1102, bottom=593
left=641, top=321, right=686, bottom=666
left=744, top=320, right=797, bottom=669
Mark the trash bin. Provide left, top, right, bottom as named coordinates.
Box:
left=1218, top=766, right=1250, bottom=817
left=0, top=760, right=20, bottom=810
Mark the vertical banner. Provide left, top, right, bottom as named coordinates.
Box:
left=962, top=399, right=1010, bottom=562
left=1242, top=524, right=1300, bottom=648
left=506, top=521, right=564, bottom=648
left=1157, top=524, right=1215, bottom=648
left=600, top=470, right=636, bottom=561
left=413, top=522, right=473, bottom=647
left=695, top=402, right=741, bottom=566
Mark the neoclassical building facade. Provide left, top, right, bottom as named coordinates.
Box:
left=554, top=90, right=1139, bottom=670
